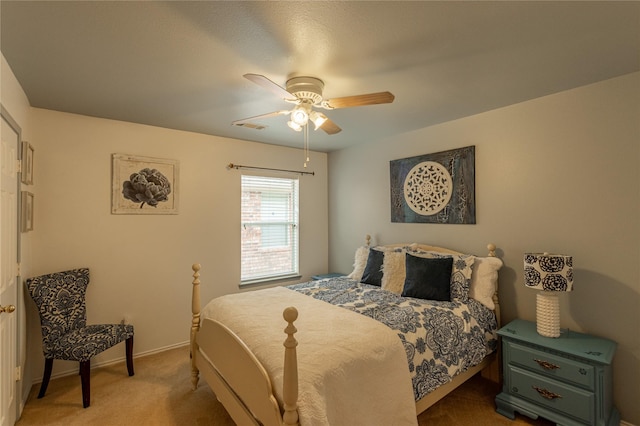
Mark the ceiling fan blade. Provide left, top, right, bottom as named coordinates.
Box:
left=318, top=116, right=342, bottom=135
left=322, top=91, right=395, bottom=109
left=232, top=110, right=290, bottom=127
left=244, top=74, right=296, bottom=101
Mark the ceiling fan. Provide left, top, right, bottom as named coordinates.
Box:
left=232, top=74, right=395, bottom=135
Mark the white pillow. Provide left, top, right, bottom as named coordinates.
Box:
left=381, top=250, right=406, bottom=294
left=347, top=246, right=370, bottom=281
left=468, top=256, right=503, bottom=310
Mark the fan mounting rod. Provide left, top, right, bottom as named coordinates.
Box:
left=286, top=76, right=324, bottom=105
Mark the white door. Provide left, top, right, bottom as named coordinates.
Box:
left=0, top=107, right=20, bottom=426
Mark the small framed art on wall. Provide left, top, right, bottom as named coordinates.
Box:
left=111, top=154, right=179, bottom=215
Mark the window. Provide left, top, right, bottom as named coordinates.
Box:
left=241, top=175, right=299, bottom=284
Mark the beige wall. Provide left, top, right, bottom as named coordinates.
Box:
left=24, top=109, right=328, bottom=380
left=327, top=72, right=640, bottom=424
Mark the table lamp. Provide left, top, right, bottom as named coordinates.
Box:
left=524, top=252, right=573, bottom=338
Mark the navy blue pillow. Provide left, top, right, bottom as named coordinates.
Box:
left=402, top=253, right=453, bottom=301
left=360, top=249, right=384, bottom=287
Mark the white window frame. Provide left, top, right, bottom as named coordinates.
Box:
left=240, top=174, right=300, bottom=285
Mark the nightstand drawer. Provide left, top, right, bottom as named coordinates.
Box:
left=507, top=341, right=594, bottom=390
left=509, top=365, right=594, bottom=424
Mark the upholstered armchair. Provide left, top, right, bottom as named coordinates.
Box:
left=25, top=268, right=134, bottom=408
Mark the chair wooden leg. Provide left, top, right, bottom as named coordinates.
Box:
left=125, top=336, right=134, bottom=376
left=80, top=360, right=90, bottom=408
left=37, top=358, right=54, bottom=399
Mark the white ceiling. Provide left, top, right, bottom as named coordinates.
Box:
left=2, top=1, right=639, bottom=152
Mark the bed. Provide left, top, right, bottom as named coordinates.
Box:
left=189, top=236, right=503, bottom=426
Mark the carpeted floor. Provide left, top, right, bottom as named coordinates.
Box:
left=16, top=345, right=553, bottom=425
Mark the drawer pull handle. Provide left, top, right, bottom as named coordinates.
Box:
left=532, top=386, right=562, bottom=400
left=534, top=359, right=560, bottom=370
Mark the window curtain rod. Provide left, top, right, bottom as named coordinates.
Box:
left=227, top=163, right=315, bottom=176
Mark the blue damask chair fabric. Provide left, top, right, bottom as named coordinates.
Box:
left=26, top=268, right=134, bottom=407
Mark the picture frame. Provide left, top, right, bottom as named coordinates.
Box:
left=111, top=153, right=179, bottom=215
left=21, top=191, right=34, bottom=232
left=389, top=146, right=476, bottom=224
left=21, top=141, right=34, bottom=185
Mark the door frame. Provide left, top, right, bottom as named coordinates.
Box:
left=1, top=104, right=21, bottom=267
left=1, top=104, right=23, bottom=424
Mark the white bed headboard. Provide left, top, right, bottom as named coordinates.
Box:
left=364, top=234, right=498, bottom=258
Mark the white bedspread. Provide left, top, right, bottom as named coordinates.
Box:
left=201, top=286, right=418, bottom=426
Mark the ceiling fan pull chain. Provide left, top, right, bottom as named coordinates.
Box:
left=303, top=124, right=310, bottom=168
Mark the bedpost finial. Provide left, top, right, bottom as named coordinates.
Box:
left=487, top=244, right=496, bottom=257
left=283, top=306, right=298, bottom=323
left=192, top=263, right=201, bottom=272
left=365, top=234, right=371, bottom=247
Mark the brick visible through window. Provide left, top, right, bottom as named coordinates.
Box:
left=241, top=175, right=299, bottom=283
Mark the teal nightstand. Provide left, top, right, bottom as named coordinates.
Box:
left=311, top=273, right=344, bottom=281
left=496, top=319, right=619, bottom=426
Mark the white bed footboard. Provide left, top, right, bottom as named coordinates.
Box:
left=190, top=264, right=300, bottom=426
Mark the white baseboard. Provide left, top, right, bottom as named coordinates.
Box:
left=32, top=340, right=190, bottom=384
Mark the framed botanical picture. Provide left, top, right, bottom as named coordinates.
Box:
left=111, top=154, right=179, bottom=215
left=21, top=141, right=34, bottom=185
left=21, top=191, right=34, bottom=232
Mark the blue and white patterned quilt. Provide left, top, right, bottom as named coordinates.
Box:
left=287, top=276, right=498, bottom=401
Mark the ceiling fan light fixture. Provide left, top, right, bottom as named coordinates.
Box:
left=309, top=111, right=327, bottom=130
left=290, top=105, right=309, bottom=126
left=287, top=120, right=303, bottom=132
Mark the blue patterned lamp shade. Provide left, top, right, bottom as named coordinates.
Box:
left=524, top=253, right=573, bottom=338
left=524, top=253, right=573, bottom=292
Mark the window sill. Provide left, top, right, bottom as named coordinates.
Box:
left=240, top=274, right=302, bottom=288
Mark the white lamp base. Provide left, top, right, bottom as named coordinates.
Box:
left=536, top=292, right=560, bottom=338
